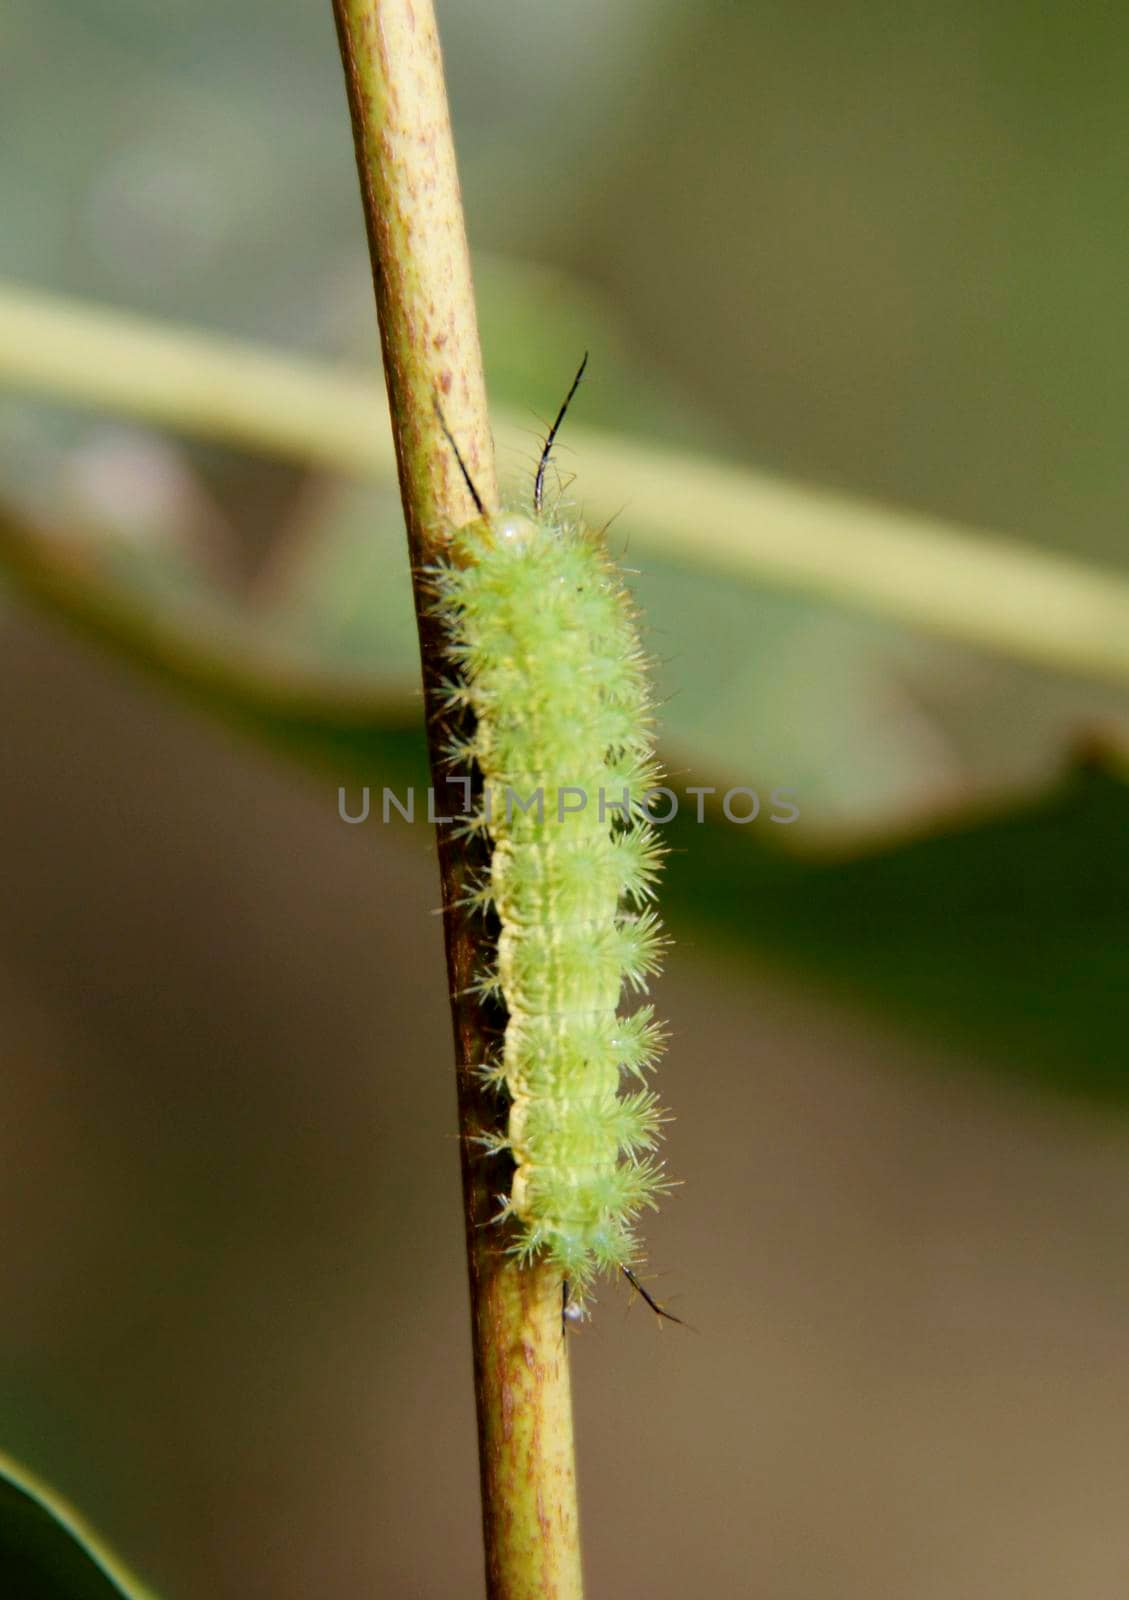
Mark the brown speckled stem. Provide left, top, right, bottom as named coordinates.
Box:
left=330, top=3, right=584, bottom=1596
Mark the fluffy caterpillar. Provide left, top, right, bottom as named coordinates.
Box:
left=432, top=360, right=673, bottom=1317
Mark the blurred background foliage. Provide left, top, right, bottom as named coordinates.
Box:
left=2, top=2, right=1129, bottom=1597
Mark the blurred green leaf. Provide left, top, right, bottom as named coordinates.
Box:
left=1, top=249, right=1127, bottom=1103
left=0, top=1453, right=156, bottom=1599
left=6, top=275, right=1129, bottom=696
left=9, top=261, right=1122, bottom=848
left=2, top=493, right=1126, bottom=1099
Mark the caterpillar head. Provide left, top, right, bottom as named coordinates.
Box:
left=449, top=511, right=539, bottom=566
left=494, top=513, right=538, bottom=550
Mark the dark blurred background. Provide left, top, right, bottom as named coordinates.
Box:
left=2, top=2, right=1129, bottom=1595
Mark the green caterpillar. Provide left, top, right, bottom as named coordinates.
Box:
left=432, top=362, right=673, bottom=1316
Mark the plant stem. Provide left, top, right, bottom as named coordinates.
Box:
left=329, top=4, right=584, bottom=1597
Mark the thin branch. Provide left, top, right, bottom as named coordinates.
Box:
left=0, top=280, right=396, bottom=479
left=329, top=4, right=584, bottom=1598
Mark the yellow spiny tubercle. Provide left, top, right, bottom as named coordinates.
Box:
left=433, top=508, right=670, bottom=1308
